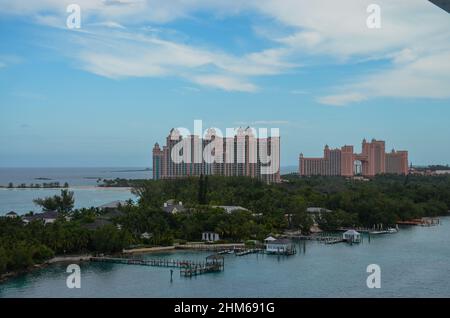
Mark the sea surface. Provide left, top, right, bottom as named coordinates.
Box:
left=0, top=167, right=151, bottom=215
left=1, top=217, right=449, bottom=298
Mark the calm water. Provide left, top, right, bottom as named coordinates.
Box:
left=0, top=167, right=152, bottom=187
left=0, top=167, right=150, bottom=215
left=1, top=217, right=449, bottom=298
left=0, top=187, right=137, bottom=215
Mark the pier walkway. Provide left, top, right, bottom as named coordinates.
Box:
left=90, top=255, right=224, bottom=277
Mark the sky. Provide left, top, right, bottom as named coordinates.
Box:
left=1, top=0, right=450, bottom=167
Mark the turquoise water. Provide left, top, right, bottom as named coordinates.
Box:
left=1, top=217, right=449, bottom=298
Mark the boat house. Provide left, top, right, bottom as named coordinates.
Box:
left=342, top=229, right=361, bottom=243
left=264, top=236, right=277, bottom=244
left=265, top=238, right=296, bottom=255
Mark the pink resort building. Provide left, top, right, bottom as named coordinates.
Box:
left=299, top=139, right=408, bottom=177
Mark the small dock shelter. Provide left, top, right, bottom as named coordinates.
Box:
left=343, top=229, right=361, bottom=243
left=264, top=236, right=277, bottom=243
left=265, top=238, right=296, bottom=255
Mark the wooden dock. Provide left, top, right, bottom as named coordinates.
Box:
left=176, top=243, right=244, bottom=252
left=288, top=234, right=344, bottom=244
left=235, top=248, right=264, bottom=256
left=90, top=256, right=199, bottom=268
left=180, top=263, right=222, bottom=277
left=90, top=255, right=225, bottom=278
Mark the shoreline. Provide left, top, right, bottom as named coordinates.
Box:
left=0, top=254, right=93, bottom=284
left=0, top=244, right=243, bottom=283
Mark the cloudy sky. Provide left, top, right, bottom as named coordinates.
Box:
left=1, top=0, right=449, bottom=167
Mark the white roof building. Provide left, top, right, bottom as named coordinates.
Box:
left=343, top=229, right=361, bottom=243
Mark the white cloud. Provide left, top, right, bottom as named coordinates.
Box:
left=318, top=93, right=367, bottom=106
left=1, top=0, right=450, bottom=99
left=60, top=27, right=292, bottom=91
left=319, top=51, right=450, bottom=105
left=89, top=21, right=126, bottom=29
left=192, top=75, right=257, bottom=92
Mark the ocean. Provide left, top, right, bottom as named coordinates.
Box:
left=0, top=167, right=151, bottom=215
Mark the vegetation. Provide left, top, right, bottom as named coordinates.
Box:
left=1, top=174, right=449, bottom=276
left=1, top=182, right=69, bottom=189
left=33, top=189, right=75, bottom=213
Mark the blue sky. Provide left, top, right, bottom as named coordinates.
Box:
left=1, top=0, right=450, bottom=167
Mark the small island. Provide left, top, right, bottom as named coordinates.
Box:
left=1, top=182, right=70, bottom=189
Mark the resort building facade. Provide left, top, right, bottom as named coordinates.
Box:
left=153, top=127, right=281, bottom=183
left=299, top=139, right=408, bottom=177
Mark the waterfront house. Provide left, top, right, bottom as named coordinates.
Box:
left=343, top=229, right=361, bottom=243
left=5, top=211, right=18, bottom=218
left=265, top=238, right=296, bottom=255
left=22, top=211, right=59, bottom=225
left=202, top=231, right=220, bottom=242
left=162, top=200, right=186, bottom=214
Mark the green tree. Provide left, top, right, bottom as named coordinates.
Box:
left=33, top=189, right=74, bottom=213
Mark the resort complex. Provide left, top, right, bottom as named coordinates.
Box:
left=153, top=127, right=281, bottom=183
left=299, top=139, right=409, bottom=177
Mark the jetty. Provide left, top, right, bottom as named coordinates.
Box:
left=287, top=234, right=344, bottom=244
left=180, top=255, right=224, bottom=277
left=90, top=254, right=224, bottom=277
left=234, top=248, right=264, bottom=256
left=337, top=226, right=398, bottom=234
left=176, top=243, right=244, bottom=252
left=90, top=256, right=198, bottom=268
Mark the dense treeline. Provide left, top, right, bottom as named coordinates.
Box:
left=131, top=174, right=450, bottom=235
left=0, top=215, right=133, bottom=276
left=1, top=175, right=449, bottom=276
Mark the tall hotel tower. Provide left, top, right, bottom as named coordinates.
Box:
left=153, top=127, right=281, bottom=183
left=300, top=139, right=408, bottom=177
